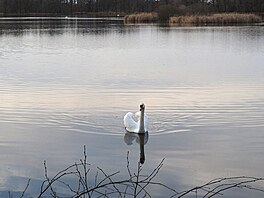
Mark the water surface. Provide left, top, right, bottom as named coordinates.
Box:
left=0, top=18, right=264, bottom=197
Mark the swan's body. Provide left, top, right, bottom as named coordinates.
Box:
left=124, top=104, right=148, bottom=133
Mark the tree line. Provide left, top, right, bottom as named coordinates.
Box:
left=0, top=0, right=263, bottom=16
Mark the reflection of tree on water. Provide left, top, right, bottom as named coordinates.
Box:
left=124, top=132, right=149, bottom=164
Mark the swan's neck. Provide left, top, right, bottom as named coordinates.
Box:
left=139, top=109, right=145, bottom=133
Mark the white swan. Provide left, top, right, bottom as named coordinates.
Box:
left=124, top=104, right=148, bottom=133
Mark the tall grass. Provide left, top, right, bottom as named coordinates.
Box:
left=169, top=13, right=262, bottom=25
left=124, top=12, right=158, bottom=23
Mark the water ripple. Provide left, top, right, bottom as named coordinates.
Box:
left=1, top=85, right=264, bottom=136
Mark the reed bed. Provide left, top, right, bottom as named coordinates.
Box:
left=124, top=12, right=158, bottom=23
left=169, top=13, right=262, bottom=25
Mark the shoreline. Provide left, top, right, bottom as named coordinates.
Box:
left=0, top=12, right=126, bottom=18
left=124, top=12, right=263, bottom=25
left=0, top=13, right=263, bottom=27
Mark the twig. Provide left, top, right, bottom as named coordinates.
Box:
left=97, top=166, right=122, bottom=197
left=19, top=179, right=30, bottom=198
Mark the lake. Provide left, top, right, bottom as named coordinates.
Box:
left=0, top=17, right=264, bottom=197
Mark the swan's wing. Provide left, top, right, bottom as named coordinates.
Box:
left=134, top=111, right=141, bottom=122
left=124, top=112, right=139, bottom=133
left=144, top=113, right=148, bottom=132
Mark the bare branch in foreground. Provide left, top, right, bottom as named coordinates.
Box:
left=176, top=176, right=264, bottom=198
left=9, top=146, right=264, bottom=198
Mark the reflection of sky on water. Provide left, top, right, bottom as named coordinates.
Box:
left=0, top=18, right=264, bottom=196
left=1, top=85, right=263, bottom=135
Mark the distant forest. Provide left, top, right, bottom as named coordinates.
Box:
left=0, top=0, right=263, bottom=16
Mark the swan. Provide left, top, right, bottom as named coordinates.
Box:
left=124, top=104, right=148, bottom=133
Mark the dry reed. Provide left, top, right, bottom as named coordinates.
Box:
left=124, top=12, right=158, bottom=23
left=169, top=13, right=262, bottom=25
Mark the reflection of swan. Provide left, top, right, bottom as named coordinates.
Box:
left=123, top=104, right=148, bottom=133
left=124, top=132, right=149, bottom=164
left=124, top=132, right=149, bottom=145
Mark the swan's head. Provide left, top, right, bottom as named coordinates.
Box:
left=140, top=103, right=145, bottom=111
